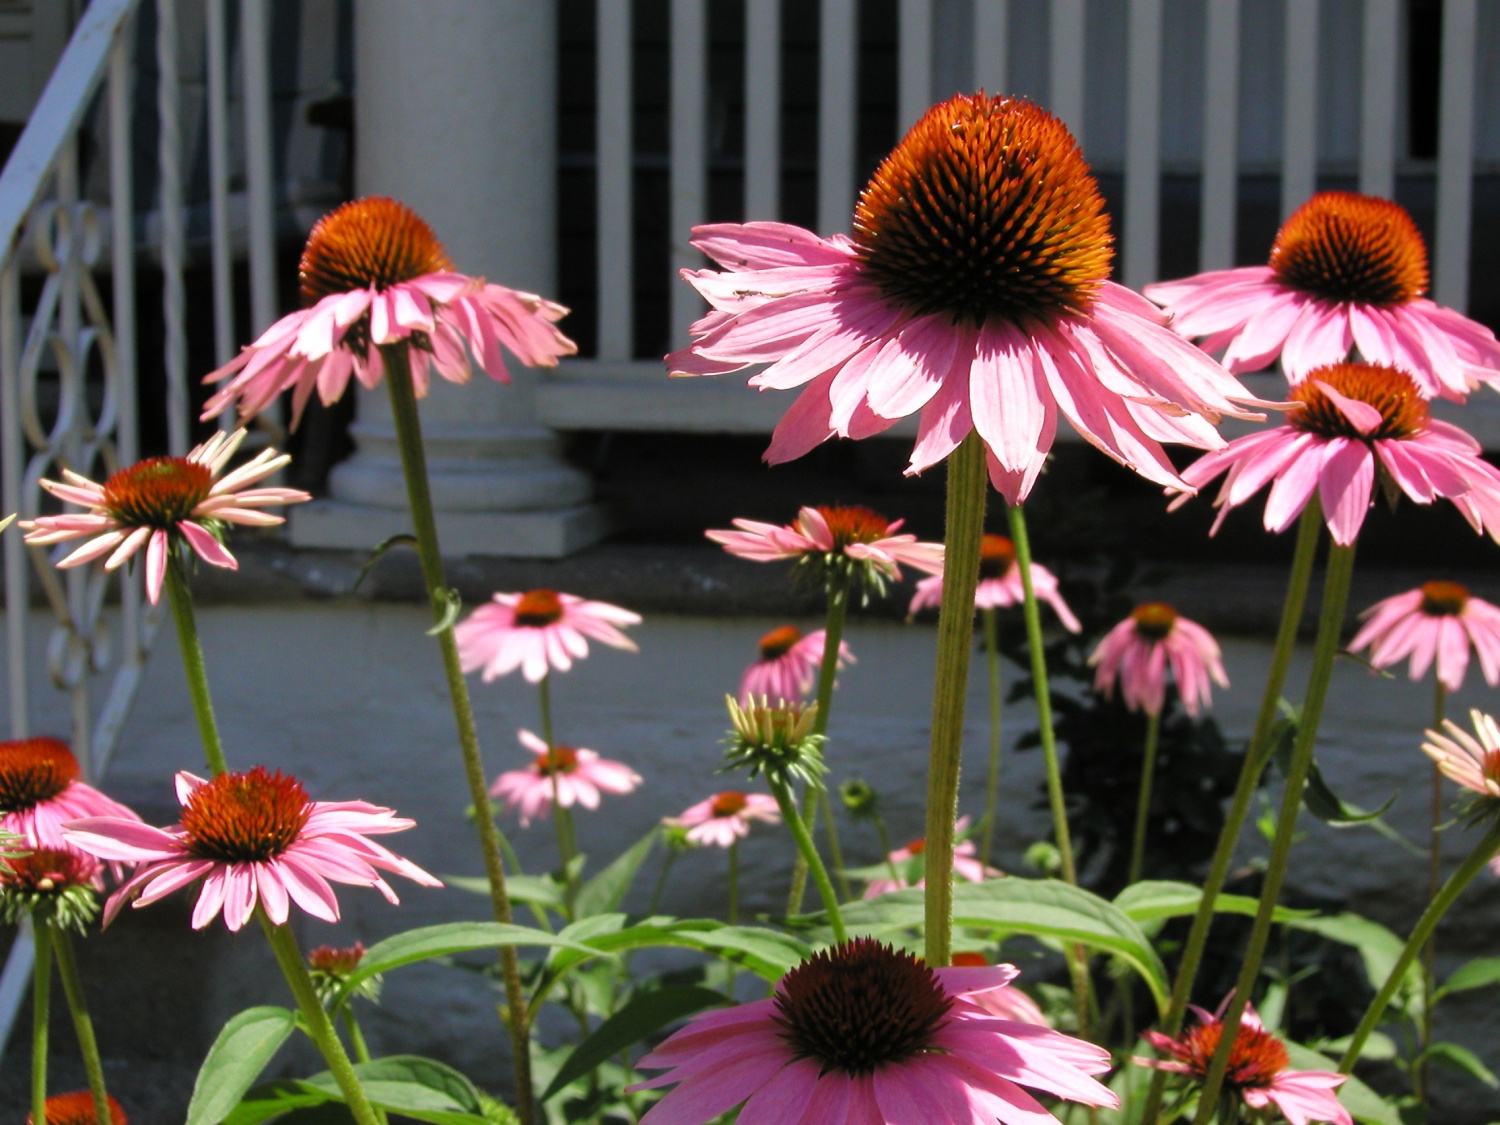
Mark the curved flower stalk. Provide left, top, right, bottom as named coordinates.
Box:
left=491, top=730, right=642, bottom=829
left=1146, top=190, right=1500, bottom=400
left=456, top=589, right=641, bottom=683
left=629, top=939, right=1117, bottom=1125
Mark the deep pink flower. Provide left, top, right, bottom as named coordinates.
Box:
left=739, top=626, right=851, bottom=705
left=668, top=791, right=780, bottom=848
left=64, top=767, right=440, bottom=932
left=707, top=505, right=943, bottom=580
left=1146, top=191, right=1500, bottom=401
left=1350, top=581, right=1500, bottom=694
left=456, top=589, right=641, bottom=683
left=1138, top=999, right=1352, bottom=1125
left=490, top=729, right=641, bottom=828
left=862, top=816, right=997, bottom=899
left=908, top=534, right=1080, bottom=631
left=667, top=94, right=1267, bottom=505
left=631, top=938, right=1115, bottom=1125
left=21, top=429, right=309, bottom=605
left=0, top=738, right=139, bottom=855
left=1178, top=362, right=1500, bottom=546
left=949, top=953, right=1049, bottom=1026
left=1089, top=603, right=1227, bottom=718
left=203, top=197, right=576, bottom=423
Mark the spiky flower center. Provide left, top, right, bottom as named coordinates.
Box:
left=32, top=1091, right=128, bottom=1125
left=1270, top=191, right=1428, bottom=306
left=180, top=767, right=311, bottom=864
left=100, top=457, right=213, bottom=528
left=815, top=505, right=892, bottom=549
left=978, top=534, right=1017, bottom=580
left=759, top=625, right=803, bottom=660
left=299, top=197, right=453, bottom=306
left=0, top=738, right=79, bottom=813
left=513, top=589, right=565, bottom=628
left=1421, top=580, right=1470, bottom=616
left=1288, top=363, right=1429, bottom=441
left=1132, top=602, right=1179, bottom=641
left=710, top=791, right=749, bottom=818
left=775, top=939, right=953, bottom=1074
left=307, top=942, right=367, bottom=977
left=1176, top=1020, right=1290, bottom=1090
left=0, top=848, right=97, bottom=894
left=532, top=747, right=579, bottom=777
left=854, top=93, right=1113, bottom=327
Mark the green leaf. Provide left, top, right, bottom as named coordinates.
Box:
left=186, top=1007, right=298, bottom=1125
left=1422, top=1040, right=1499, bottom=1086
left=1114, top=881, right=1314, bottom=925
left=1283, top=1042, right=1402, bottom=1125
left=546, top=917, right=808, bottom=982
left=348, top=533, right=417, bottom=596
left=1288, top=913, right=1421, bottom=1016
left=540, top=985, right=727, bottom=1103
left=446, top=873, right=565, bottom=911
left=576, top=828, right=657, bottom=918
left=1435, top=955, right=1500, bottom=1000
left=220, top=1081, right=332, bottom=1125
left=427, top=588, right=464, bottom=636
left=1269, top=704, right=1404, bottom=830
left=304, top=1056, right=490, bottom=1124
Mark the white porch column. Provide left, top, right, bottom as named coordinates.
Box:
left=290, top=0, right=606, bottom=557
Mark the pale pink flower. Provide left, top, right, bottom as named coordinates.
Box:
left=863, top=816, right=997, bottom=899
left=668, top=791, right=781, bottom=848
left=949, top=953, right=1049, bottom=1026
left=1349, top=581, right=1500, bottom=694
left=707, top=504, right=943, bottom=581
left=1089, top=603, right=1227, bottom=719
left=455, top=589, right=641, bottom=683
left=0, top=737, right=140, bottom=857
left=738, top=626, right=851, bottom=705
left=203, top=197, right=576, bottom=423
left=20, top=429, right=309, bottom=606
left=490, top=729, right=642, bottom=828
left=667, top=94, right=1267, bottom=505
left=1178, top=362, right=1500, bottom=547
left=1138, top=999, right=1352, bottom=1125
left=908, top=533, right=1081, bottom=632
left=64, top=767, right=440, bottom=932
left=630, top=938, right=1116, bottom=1125
left=1146, top=191, right=1500, bottom=401
left=1422, top=711, right=1500, bottom=872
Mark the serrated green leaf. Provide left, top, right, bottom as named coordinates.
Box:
left=187, top=1007, right=298, bottom=1125
left=576, top=828, right=656, bottom=918
left=1435, top=955, right=1500, bottom=1000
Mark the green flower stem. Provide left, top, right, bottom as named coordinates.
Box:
left=51, top=927, right=112, bottom=1125
left=1139, top=502, right=1322, bottom=1125
left=1127, top=709, right=1163, bottom=885
left=1340, top=819, right=1500, bottom=1074
left=787, top=572, right=852, bottom=913
left=727, top=839, right=740, bottom=926
left=165, top=560, right=229, bottom=777
left=1192, top=538, right=1358, bottom=1124
left=770, top=774, right=846, bottom=942
left=1418, top=679, right=1448, bottom=1102
left=340, top=1012, right=390, bottom=1125
left=923, top=433, right=988, bottom=967
left=980, top=608, right=1004, bottom=869
left=379, top=344, right=535, bottom=1125
left=872, top=811, right=902, bottom=884
left=537, top=675, right=579, bottom=914
left=31, top=922, right=51, bottom=1125
left=648, top=850, right=677, bottom=916
left=261, top=916, right=382, bottom=1125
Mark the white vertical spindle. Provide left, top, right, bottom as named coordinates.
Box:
left=818, top=0, right=857, bottom=233
left=899, top=0, right=933, bottom=132
left=973, top=0, right=1009, bottom=95
left=241, top=0, right=276, bottom=338
left=1, top=258, right=23, bottom=741
left=1049, top=0, right=1085, bottom=147
left=157, top=0, right=187, bottom=454
left=745, top=0, right=780, bottom=220
left=1359, top=0, right=1398, bottom=198
left=1280, top=0, right=1318, bottom=218
left=1199, top=0, right=1240, bottom=271
left=670, top=0, right=708, bottom=345
left=110, top=21, right=137, bottom=468
left=597, top=0, right=633, bottom=360
left=1434, top=0, right=1477, bottom=312
left=1123, top=0, right=1162, bottom=289
left=205, top=0, right=236, bottom=370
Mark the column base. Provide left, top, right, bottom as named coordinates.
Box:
left=288, top=499, right=611, bottom=558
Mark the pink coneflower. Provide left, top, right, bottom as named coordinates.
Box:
left=1422, top=711, right=1500, bottom=850
left=908, top=534, right=1081, bottom=631
left=630, top=938, right=1116, bottom=1125
left=455, top=589, right=641, bottom=683
left=668, top=791, right=781, bottom=848
left=63, top=767, right=440, bottom=932
left=0, top=738, right=139, bottom=854
left=667, top=94, right=1267, bottom=504
left=489, top=729, right=641, bottom=828
left=1350, top=581, right=1500, bottom=694
left=708, top=504, right=943, bottom=584
left=202, top=197, right=577, bottom=423
left=1178, top=362, right=1500, bottom=546
left=1089, top=603, right=1227, bottom=719
left=863, top=816, right=997, bottom=899
left=739, top=626, right=851, bottom=705
left=1146, top=191, right=1500, bottom=401
left=20, top=430, right=309, bottom=606
left=1138, top=1000, right=1352, bottom=1125
left=28, top=1091, right=128, bottom=1125
left=949, top=952, right=1049, bottom=1026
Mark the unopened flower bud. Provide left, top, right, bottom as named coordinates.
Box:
left=307, top=942, right=381, bottom=1007
left=839, top=778, right=881, bottom=820
left=723, top=696, right=826, bottom=789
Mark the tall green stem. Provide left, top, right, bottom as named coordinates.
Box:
left=924, top=433, right=987, bottom=967
left=873, top=811, right=902, bottom=884
left=1339, top=819, right=1500, bottom=1073
left=1192, top=538, right=1357, bottom=1124
left=980, top=608, right=1004, bottom=868
left=51, top=927, right=111, bottom=1125
left=727, top=839, right=740, bottom=926
left=538, top=676, right=579, bottom=914
left=1418, top=679, right=1447, bottom=1102
left=770, top=773, right=846, bottom=942
left=31, top=922, right=51, bottom=1125
left=648, top=850, right=677, bottom=916
left=1128, top=710, right=1164, bottom=885
left=165, top=561, right=229, bottom=776
left=380, top=344, right=534, bottom=1125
